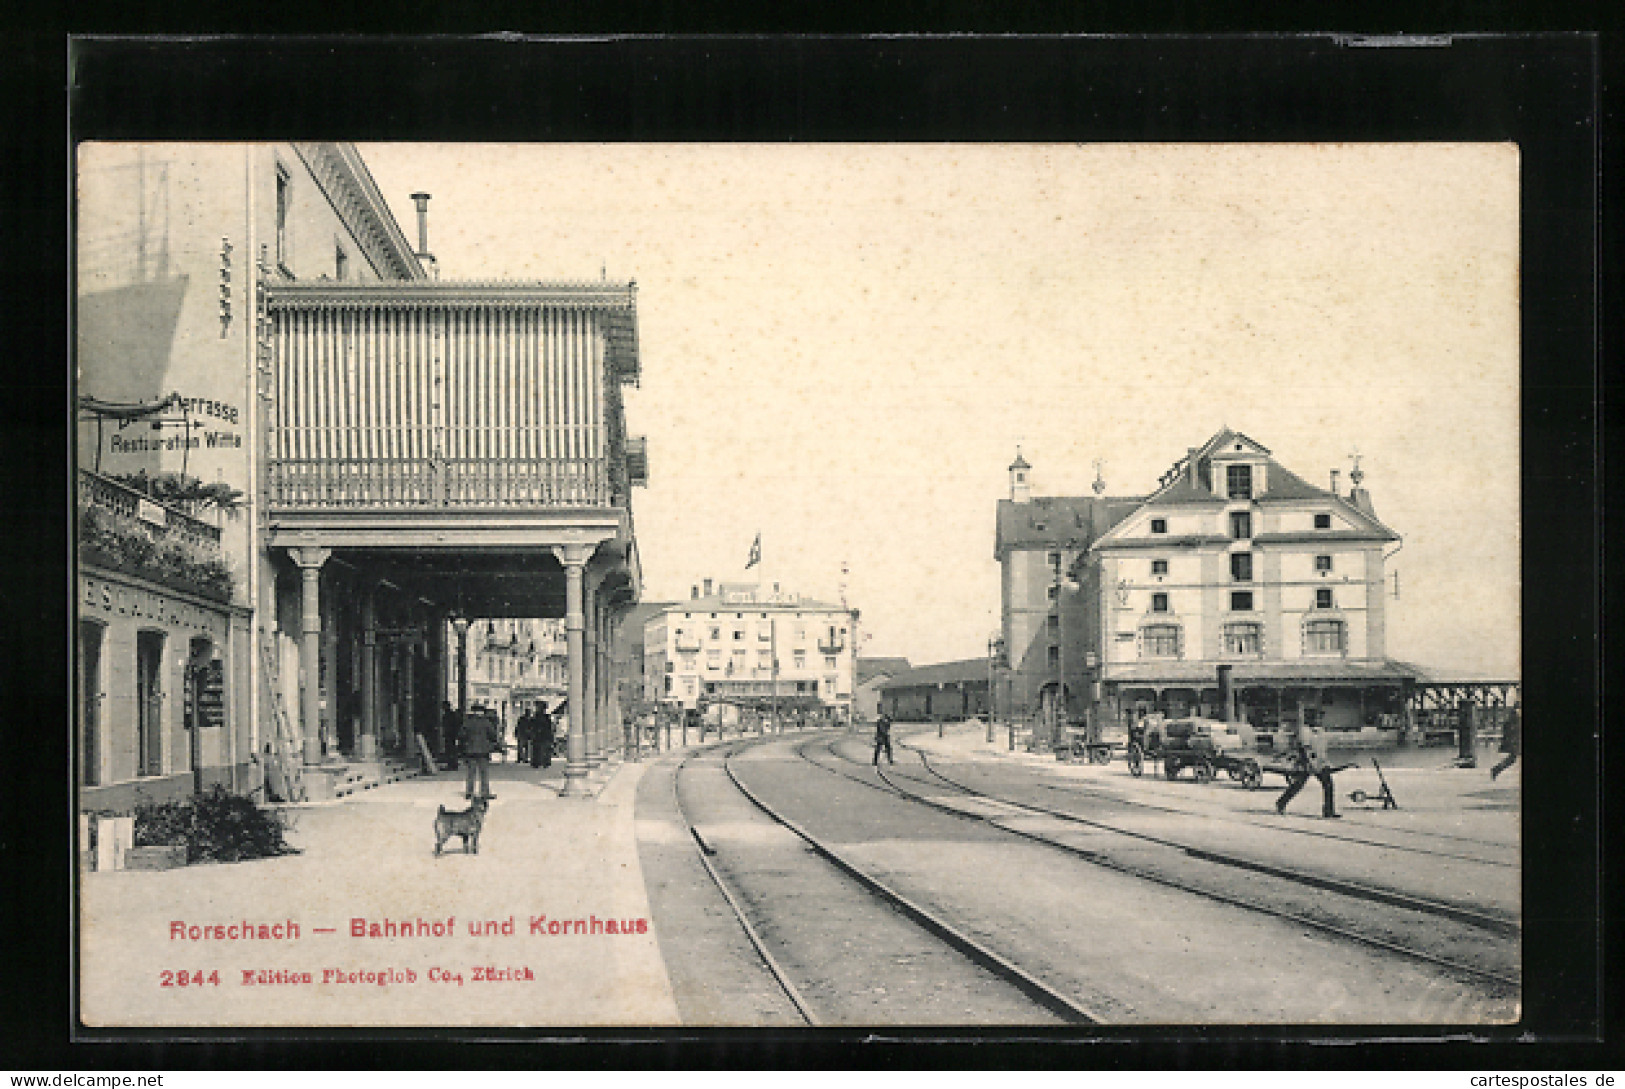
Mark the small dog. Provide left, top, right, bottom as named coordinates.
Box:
left=433, top=795, right=488, bottom=856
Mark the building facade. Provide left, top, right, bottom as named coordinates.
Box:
left=77, top=143, right=647, bottom=808
left=994, top=451, right=1139, bottom=725
left=1087, top=429, right=1410, bottom=749
left=878, top=659, right=989, bottom=722
left=645, top=581, right=856, bottom=715
left=855, top=657, right=911, bottom=721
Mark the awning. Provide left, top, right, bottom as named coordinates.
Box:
left=1104, top=659, right=1416, bottom=687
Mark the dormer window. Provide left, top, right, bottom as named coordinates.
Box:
left=1314, top=513, right=1332, bottom=529
left=1226, top=464, right=1253, bottom=500
left=1151, top=559, right=1168, bottom=576
left=1150, top=518, right=1167, bottom=535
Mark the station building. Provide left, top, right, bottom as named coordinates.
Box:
left=77, top=143, right=647, bottom=809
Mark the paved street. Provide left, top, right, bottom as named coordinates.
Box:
left=79, top=721, right=1518, bottom=1028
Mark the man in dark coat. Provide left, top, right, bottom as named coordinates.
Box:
left=1275, top=726, right=1342, bottom=819
left=514, top=706, right=534, bottom=766
left=872, top=712, right=894, bottom=766
left=460, top=707, right=503, bottom=799
left=532, top=703, right=555, bottom=769
left=1490, top=704, right=1521, bottom=780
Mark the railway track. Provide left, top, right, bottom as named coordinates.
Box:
left=803, top=733, right=1519, bottom=992
left=668, top=735, right=1099, bottom=1025
left=1017, top=764, right=1518, bottom=868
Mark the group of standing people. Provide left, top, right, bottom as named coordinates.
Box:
left=514, top=703, right=557, bottom=769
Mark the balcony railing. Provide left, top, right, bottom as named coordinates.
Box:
left=78, top=470, right=222, bottom=548
left=267, top=456, right=611, bottom=510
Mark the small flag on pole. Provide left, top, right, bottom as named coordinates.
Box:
left=745, top=532, right=762, bottom=570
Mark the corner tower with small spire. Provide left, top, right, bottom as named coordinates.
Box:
left=1009, top=448, right=1032, bottom=504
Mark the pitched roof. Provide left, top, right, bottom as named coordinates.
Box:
left=1096, top=429, right=1400, bottom=546
left=995, top=495, right=1142, bottom=555
left=880, top=657, right=991, bottom=690
left=857, top=657, right=912, bottom=685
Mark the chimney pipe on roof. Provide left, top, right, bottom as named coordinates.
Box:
left=691, top=585, right=699, bottom=600
left=1188, top=448, right=1200, bottom=489
left=1329, top=469, right=1340, bottom=497
left=703, top=578, right=713, bottom=597
left=409, top=192, right=432, bottom=256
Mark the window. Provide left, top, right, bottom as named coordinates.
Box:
left=793, top=650, right=807, bottom=669
left=1150, top=518, right=1168, bottom=534
left=334, top=243, right=348, bottom=281
left=733, top=629, right=744, bottom=641
left=1231, top=591, right=1254, bottom=612
left=706, top=650, right=721, bottom=669
left=1305, top=618, right=1346, bottom=654
left=1314, top=513, right=1332, bottom=529
left=274, top=166, right=290, bottom=269
left=1151, top=559, right=1168, bottom=576
left=1226, top=464, right=1253, bottom=499
left=1229, top=511, right=1252, bottom=540
left=1230, top=552, right=1253, bottom=582
left=758, top=650, right=773, bottom=669
left=1046, top=584, right=1059, bottom=601
left=1142, top=624, right=1181, bottom=658
left=1047, top=614, right=1060, bottom=633
left=1223, top=622, right=1262, bottom=656
left=825, top=656, right=838, bottom=670
left=1316, top=588, right=1334, bottom=610
left=1048, top=551, right=1062, bottom=567
left=1315, top=554, right=1333, bottom=572
left=1047, top=645, right=1060, bottom=667
left=709, top=626, right=721, bottom=641
left=1151, top=592, right=1169, bottom=613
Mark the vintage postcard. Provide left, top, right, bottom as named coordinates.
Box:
left=75, top=139, right=1523, bottom=1030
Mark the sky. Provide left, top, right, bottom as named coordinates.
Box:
left=358, top=143, right=1521, bottom=678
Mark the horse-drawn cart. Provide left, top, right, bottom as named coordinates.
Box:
left=1126, top=716, right=1265, bottom=789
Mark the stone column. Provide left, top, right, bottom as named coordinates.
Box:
left=291, top=547, right=330, bottom=766
left=358, top=584, right=378, bottom=760
left=454, top=617, right=471, bottom=720
left=584, top=583, right=601, bottom=768
left=553, top=545, right=592, bottom=796
left=401, top=637, right=415, bottom=753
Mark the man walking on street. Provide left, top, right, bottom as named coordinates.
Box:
left=1276, top=726, right=1341, bottom=819
left=872, top=712, right=894, bottom=766
left=1490, top=702, right=1521, bottom=780
left=514, top=705, right=534, bottom=766
left=461, top=708, right=503, bottom=800
left=532, top=702, right=554, bottom=769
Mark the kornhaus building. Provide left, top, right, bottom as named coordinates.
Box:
left=644, top=581, right=856, bottom=714
left=77, top=143, right=646, bottom=808
left=1086, top=430, right=1412, bottom=747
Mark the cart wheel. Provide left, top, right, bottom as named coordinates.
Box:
left=1226, top=766, right=1242, bottom=781
left=1192, top=760, right=1214, bottom=784
left=1126, top=744, right=1144, bottom=777
left=1163, top=756, right=1181, bottom=780
left=1239, top=760, right=1263, bottom=790
left=1092, top=745, right=1112, bottom=766
left=1349, top=789, right=1370, bottom=804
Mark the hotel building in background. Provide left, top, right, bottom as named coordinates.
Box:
left=644, top=580, right=857, bottom=715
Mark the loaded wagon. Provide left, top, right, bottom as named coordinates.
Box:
left=1126, top=715, right=1265, bottom=789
